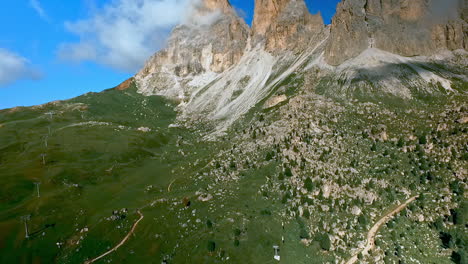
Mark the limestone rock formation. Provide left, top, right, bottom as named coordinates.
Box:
left=252, top=0, right=291, bottom=36
left=252, top=0, right=325, bottom=52
left=130, top=0, right=467, bottom=135
left=326, top=0, right=468, bottom=66
left=135, top=0, right=249, bottom=97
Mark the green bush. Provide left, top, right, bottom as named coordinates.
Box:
left=358, top=215, right=368, bottom=226
left=281, top=193, right=290, bottom=204
left=234, top=239, right=240, bottom=247
left=300, top=228, right=310, bottom=239
left=260, top=209, right=272, bottom=216
left=317, top=234, right=331, bottom=251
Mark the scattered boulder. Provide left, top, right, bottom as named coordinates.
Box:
left=456, top=116, right=468, bottom=124
left=264, top=95, right=288, bottom=109
left=198, top=193, right=213, bottom=202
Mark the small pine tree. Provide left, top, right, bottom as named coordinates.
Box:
left=303, top=208, right=310, bottom=219
left=207, top=241, right=216, bottom=252
left=278, top=172, right=285, bottom=181
left=304, top=177, right=314, bottom=192
left=419, top=134, right=427, bottom=145
left=293, top=145, right=299, bottom=152
left=230, top=161, right=237, bottom=170
left=234, top=239, right=240, bottom=247
left=397, top=137, right=405, bottom=147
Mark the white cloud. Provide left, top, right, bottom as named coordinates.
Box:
left=184, top=9, right=222, bottom=27
left=58, top=0, right=200, bottom=73
left=29, top=0, right=50, bottom=21
left=0, top=49, right=42, bottom=87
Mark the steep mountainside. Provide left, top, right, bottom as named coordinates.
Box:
left=134, top=0, right=467, bottom=135
left=0, top=0, right=467, bottom=264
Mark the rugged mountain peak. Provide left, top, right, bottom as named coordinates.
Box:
left=135, top=0, right=249, bottom=97
left=252, top=0, right=291, bottom=36
left=325, top=0, right=468, bottom=66
left=252, top=0, right=325, bottom=51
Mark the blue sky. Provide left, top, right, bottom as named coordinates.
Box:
left=0, top=0, right=340, bottom=110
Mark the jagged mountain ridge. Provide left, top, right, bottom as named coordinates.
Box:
left=133, top=0, right=467, bottom=135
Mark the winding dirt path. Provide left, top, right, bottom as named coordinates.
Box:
left=345, top=195, right=419, bottom=264
left=84, top=210, right=144, bottom=264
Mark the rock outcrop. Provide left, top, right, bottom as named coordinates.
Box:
left=326, top=0, right=468, bottom=66
left=135, top=0, right=249, bottom=97
left=252, top=0, right=325, bottom=52
left=115, top=78, right=134, bottom=91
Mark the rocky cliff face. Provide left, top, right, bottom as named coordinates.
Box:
left=252, top=0, right=325, bottom=51
left=135, top=0, right=249, bottom=97
left=252, top=0, right=290, bottom=36
left=325, top=0, right=468, bottom=66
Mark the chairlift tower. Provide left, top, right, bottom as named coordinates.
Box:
left=34, top=182, right=41, bottom=198
left=273, top=245, right=280, bottom=261
left=45, top=112, right=54, bottom=120
left=40, top=154, right=46, bottom=165
left=21, top=215, right=31, bottom=239
left=43, top=135, right=48, bottom=148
